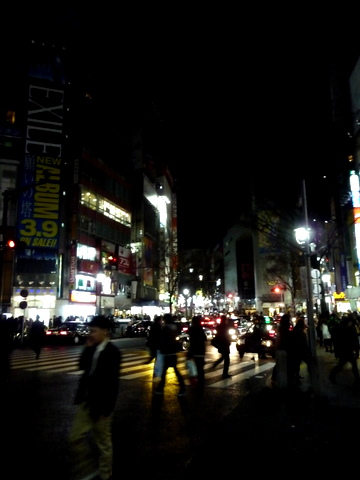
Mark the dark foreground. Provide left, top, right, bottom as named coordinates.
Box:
left=184, top=351, right=360, bottom=477
left=2, top=345, right=359, bottom=479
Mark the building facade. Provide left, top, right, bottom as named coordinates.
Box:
left=0, top=41, right=177, bottom=325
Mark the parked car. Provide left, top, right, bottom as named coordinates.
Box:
left=45, top=321, right=90, bottom=345
left=236, top=320, right=278, bottom=359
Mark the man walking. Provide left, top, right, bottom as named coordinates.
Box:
left=68, top=315, right=121, bottom=480
left=154, top=313, right=186, bottom=396
left=329, top=313, right=360, bottom=390
left=28, top=314, right=46, bottom=359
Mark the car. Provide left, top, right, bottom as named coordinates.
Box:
left=125, top=320, right=152, bottom=337
left=176, top=331, right=190, bottom=351
left=45, top=321, right=90, bottom=345
left=227, top=318, right=240, bottom=341
left=200, top=316, right=218, bottom=335
left=236, top=320, right=278, bottom=359
left=203, top=327, right=215, bottom=340
left=211, top=316, right=240, bottom=342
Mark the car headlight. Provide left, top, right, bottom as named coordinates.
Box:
left=261, top=340, right=272, bottom=347
left=228, top=328, right=236, bottom=335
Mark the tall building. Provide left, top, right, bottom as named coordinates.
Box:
left=0, top=41, right=177, bottom=324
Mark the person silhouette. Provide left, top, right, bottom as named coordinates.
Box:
left=146, top=315, right=163, bottom=364
left=0, top=315, right=17, bottom=384
left=68, top=315, right=121, bottom=480
left=188, top=315, right=207, bottom=392
left=212, top=315, right=232, bottom=379
left=28, top=315, right=46, bottom=359
left=329, top=313, right=360, bottom=389
left=154, top=313, right=186, bottom=396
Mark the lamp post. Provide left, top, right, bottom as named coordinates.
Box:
left=183, top=288, right=189, bottom=319
left=294, top=179, right=321, bottom=396
left=295, top=226, right=317, bottom=358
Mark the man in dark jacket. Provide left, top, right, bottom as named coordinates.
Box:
left=154, top=313, right=186, bottom=396
left=28, top=315, right=46, bottom=359
left=68, top=315, right=121, bottom=480
left=329, top=313, right=360, bottom=389
left=212, top=315, right=232, bottom=379
left=188, top=315, right=207, bottom=391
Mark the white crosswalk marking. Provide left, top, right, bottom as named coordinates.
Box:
left=10, top=348, right=275, bottom=388
left=208, top=362, right=274, bottom=387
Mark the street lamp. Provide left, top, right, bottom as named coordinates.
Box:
left=183, top=288, right=189, bottom=319
left=294, top=226, right=317, bottom=357
left=294, top=179, right=321, bottom=396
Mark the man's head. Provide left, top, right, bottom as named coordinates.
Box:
left=88, top=315, right=111, bottom=345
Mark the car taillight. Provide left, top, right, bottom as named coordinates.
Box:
left=59, top=331, right=68, bottom=336
left=269, top=329, right=276, bottom=337
left=46, top=331, right=52, bottom=335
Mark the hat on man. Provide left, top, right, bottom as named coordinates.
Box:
left=89, top=315, right=111, bottom=330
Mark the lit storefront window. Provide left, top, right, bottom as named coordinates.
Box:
left=80, top=187, right=131, bottom=227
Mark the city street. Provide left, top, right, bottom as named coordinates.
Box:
left=2, top=338, right=272, bottom=480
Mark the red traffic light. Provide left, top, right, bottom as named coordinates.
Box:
left=107, top=255, right=118, bottom=269
left=6, top=239, right=16, bottom=248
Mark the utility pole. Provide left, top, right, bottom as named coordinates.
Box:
left=302, top=179, right=321, bottom=397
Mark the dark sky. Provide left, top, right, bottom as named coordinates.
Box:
left=3, top=7, right=360, bottom=249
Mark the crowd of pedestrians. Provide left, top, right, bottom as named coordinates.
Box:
left=270, top=309, right=360, bottom=391
left=3, top=308, right=360, bottom=479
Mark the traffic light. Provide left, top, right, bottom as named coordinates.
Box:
left=271, top=285, right=285, bottom=293
left=107, top=255, right=118, bottom=269
left=6, top=239, right=16, bottom=248
left=0, top=239, right=16, bottom=249
left=271, top=286, right=281, bottom=293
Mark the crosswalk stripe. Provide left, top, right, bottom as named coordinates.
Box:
left=10, top=348, right=275, bottom=387
left=208, top=362, right=274, bottom=387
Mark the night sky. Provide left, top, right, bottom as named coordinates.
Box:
left=3, top=7, right=360, bottom=249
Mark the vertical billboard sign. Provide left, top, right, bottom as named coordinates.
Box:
left=350, top=170, right=360, bottom=272
left=16, top=43, right=65, bottom=249
left=171, top=193, right=178, bottom=271
left=117, top=246, right=134, bottom=275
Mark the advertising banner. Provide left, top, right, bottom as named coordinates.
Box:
left=17, top=43, right=65, bottom=250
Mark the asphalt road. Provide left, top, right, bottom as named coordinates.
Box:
left=2, top=337, right=271, bottom=480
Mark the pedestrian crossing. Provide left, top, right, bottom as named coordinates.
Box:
left=10, top=347, right=275, bottom=388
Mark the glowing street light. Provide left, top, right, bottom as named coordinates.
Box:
left=183, top=288, right=190, bottom=319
